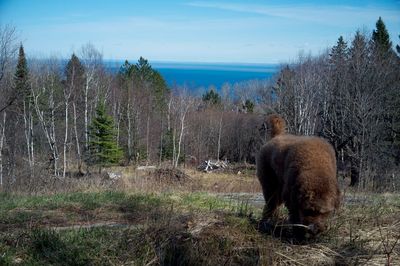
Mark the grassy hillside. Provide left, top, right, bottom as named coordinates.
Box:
left=0, top=167, right=399, bottom=265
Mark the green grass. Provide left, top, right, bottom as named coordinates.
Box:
left=0, top=191, right=263, bottom=265
left=0, top=227, right=155, bottom=265
left=0, top=191, right=261, bottom=265
left=0, top=191, right=169, bottom=226
left=1, top=190, right=399, bottom=265
left=0, top=191, right=128, bottom=211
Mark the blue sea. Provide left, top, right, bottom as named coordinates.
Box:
left=106, top=61, right=279, bottom=89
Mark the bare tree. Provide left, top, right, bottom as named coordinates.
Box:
left=63, top=72, right=72, bottom=178
left=0, top=25, right=18, bottom=186
left=80, top=43, right=102, bottom=151
left=30, top=59, right=61, bottom=177
left=0, top=112, right=6, bottom=186
left=0, top=25, right=18, bottom=113
left=170, top=88, right=195, bottom=168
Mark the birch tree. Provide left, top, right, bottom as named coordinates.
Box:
left=66, top=54, right=85, bottom=174
left=14, top=45, right=34, bottom=175
left=171, top=88, right=194, bottom=168
left=80, top=43, right=102, bottom=151
left=0, top=112, right=6, bottom=186
left=0, top=24, right=18, bottom=185
left=0, top=24, right=18, bottom=113
left=30, top=59, right=61, bottom=176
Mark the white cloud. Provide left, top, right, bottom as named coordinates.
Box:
left=20, top=2, right=400, bottom=63
left=186, top=1, right=400, bottom=26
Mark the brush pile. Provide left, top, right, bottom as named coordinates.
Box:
left=197, top=160, right=228, bottom=172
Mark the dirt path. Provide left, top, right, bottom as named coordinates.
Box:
left=218, top=192, right=264, bottom=208
left=51, top=222, right=145, bottom=231
left=218, top=192, right=379, bottom=208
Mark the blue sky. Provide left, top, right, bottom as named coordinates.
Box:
left=0, top=0, right=399, bottom=63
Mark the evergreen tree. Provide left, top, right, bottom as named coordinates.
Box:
left=134, top=57, right=169, bottom=110
left=14, top=45, right=30, bottom=103
left=330, top=36, right=348, bottom=66
left=349, top=31, right=369, bottom=66
left=202, top=88, right=221, bottom=105
left=87, top=101, right=122, bottom=171
left=14, top=44, right=35, bottom=172
left=244, top=99, right=254, bottom=113
left=159, top=128, right=174, bottom=160
left=135, top=57, right=153, bottom=80
left=396, top=35, right=400, bottom=55
left=65, top=53, right=85, bottom=87
left=346, top=31, right=371, bottom=187
left=372, top=17, right=392, bottom=53
left=325, top=36, right=349, bottom=153
left=119, top=60, right=132, bottom=77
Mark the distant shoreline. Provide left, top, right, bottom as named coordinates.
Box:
left=105, top=60, right=280, bottom=89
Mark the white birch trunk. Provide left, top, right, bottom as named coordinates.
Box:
left=116, top=103, right=121, bottom=147
left=49, top=89, right=59, bottom=176
left=63, top=99, right=69, bottom=178
left=29, top=109, right=34, bottom=168
left=175, top=111, right=187, bottom=168
left=217, top=115, right=223, bottom=161
left=0, top=112, right=6, bottom=186
left=84, top=78, right=89, bottom=150
left=127, top=103, right=132, bottom=161
left=146, top=114, right=150, bottom=165
left=23, top=100, right=33, bottom=173
left=32, top=88, right=59, bottom=176
left=73, top=102, right=82, bottom=174
left=172, top=126, right=176, bottom=167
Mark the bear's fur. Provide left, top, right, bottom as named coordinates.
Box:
left=256, top=114, right=340, bottom=238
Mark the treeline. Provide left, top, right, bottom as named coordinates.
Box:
left=273, top=18, right=400, bottom=189
left=0, top=17, right=399, bottom=190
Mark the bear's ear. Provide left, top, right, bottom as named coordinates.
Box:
left=266, top=114, right=286, bottom=137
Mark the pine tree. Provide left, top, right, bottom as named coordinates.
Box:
left=135, top=56, right=153, bottom=82
left=119, top=60, right=132, bottom=77
left=14, top=44, right=35, bottom=172
left=66, top=53, right=85, bottom=175
left=396, top=35, right=400, bottom=55
left=244, top=99, right=254, bottom=113
left=202, top=88, right=221, bottom=105
left=133, top=57, right=169, bottom=110
left=372, top=17, right=392, bottom=53
left=66, top=53, right=85, bottom=87
left=330, top=36, right=348, bottom=66
left=349, top=31, right=369, bottom=68
left=14, top=45, right=30, bottom=104
left=159, top=128, right=174, bottom=160
left=87, top=101, right=122, bottom=172
left=326, top=36, right=349, bottom=143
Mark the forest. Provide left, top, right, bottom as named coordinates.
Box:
left=0, top=17, right=399, bottom=192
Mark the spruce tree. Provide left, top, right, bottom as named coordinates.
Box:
left=244, top=99, right=254, bottom=113
left=87, top=101, right=122, bottom=172
left=372, top=17, right=392, bottom=53
left=14, top=45, right=30, bottom=104
left=159, top=129, right=174, bottom=160
left=66, top=53, right=85, bottom=88
left=330, top=36, right=348, bottom=65
left=202, top=88, right=221, bottom=105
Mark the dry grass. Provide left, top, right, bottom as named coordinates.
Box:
left=1, top=166, right=399, bottom=265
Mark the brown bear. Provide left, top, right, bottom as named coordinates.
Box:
left=256, top=114, right=340, bottom=238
